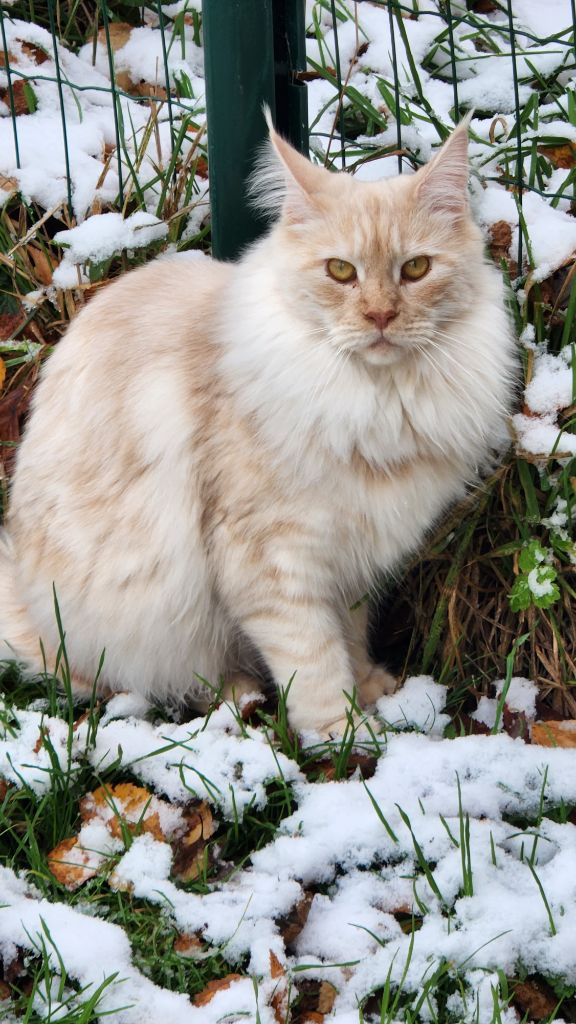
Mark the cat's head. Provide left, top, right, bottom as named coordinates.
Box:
left=250, top=115, right=486, bottom=366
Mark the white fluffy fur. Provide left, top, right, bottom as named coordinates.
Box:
left=0, top=124, right=516, bottom=734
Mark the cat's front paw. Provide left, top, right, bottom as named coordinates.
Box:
left=311, top=711, right=382, bottom=743
left=356, top=665, right=399, bottom=705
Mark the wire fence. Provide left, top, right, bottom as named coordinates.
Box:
left=1, top=2, right=576, bottom=280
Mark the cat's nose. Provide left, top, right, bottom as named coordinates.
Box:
left=364, top=308, right=398, bottom=331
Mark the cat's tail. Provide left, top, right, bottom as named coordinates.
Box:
left=0, top=530, right=43, bottom=670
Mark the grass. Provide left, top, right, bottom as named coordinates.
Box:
left=1, top=0, right=576, bottom=1021
left=3, top=664, right=576, bottom=1023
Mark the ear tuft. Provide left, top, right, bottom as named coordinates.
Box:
left=416, top=115, right=472, bottom=218
left=247, top=107, right=331, bottom=224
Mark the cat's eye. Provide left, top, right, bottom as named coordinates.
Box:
left=401, top=256, right=431, bottom=281
left=327, top=258, right=357, bottom=283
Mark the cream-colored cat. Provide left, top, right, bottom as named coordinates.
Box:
left=0, top=120, right=515, bottom=735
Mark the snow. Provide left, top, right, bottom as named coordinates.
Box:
left=52, top=212, right=168, bottom=286
left=4, top=680, right=576, bottom=1020
left=377, top=675, right=450, bottom=736
left=515, top=349, right=576, bottom=459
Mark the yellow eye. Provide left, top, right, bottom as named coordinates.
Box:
left=327, top=258, right=357, bottom=283
left=401, top=255, right=431, bottom=281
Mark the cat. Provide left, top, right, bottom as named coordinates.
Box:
left=0, top=117, right=515, bottom=736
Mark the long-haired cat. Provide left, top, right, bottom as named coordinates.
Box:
left=0, top=119, right=515, bottom=735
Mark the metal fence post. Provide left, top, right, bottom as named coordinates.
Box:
left=202, top=0, right=307, bottom=261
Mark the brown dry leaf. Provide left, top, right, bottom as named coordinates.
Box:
left=19, top=40, right=50, bottom=65
left=97, top=23, right=133, bottom=52
left=279, top=890, right=315, bottom=946
left=80, top=782, right=166, bottom=841
left=47, top=836, right=99, bottom=890
left=0, top=313, right=23, bottom=341
left=0, top=384, right=31, bottom=477
left=502, top=704, right=529, bottom=741
left=531, top=720, right=576, bottom=747
left=489, top=220, right=513, bottom=265
left=538, top=142, right=576, bottom=170
left=0, top=980, right=10, bottom=1000
left=301, top=1014, right=324, bottom=1023
left=0, top=50, right=17, bottom=68
left=131, top=81, right=167, bottom=101
left=512, top=978, right=558, bottom=1020
left=193, top=974, right=244, bottom=1007
left=173, top=932, right=203, bottom=957
left=27, top=244, right=57, bottom=286
left=0, top=778, right=10, bottom=800
left=309, top=752, right=377, bottom=782
left=0, top=174, right=18, bottom=197
left=296, top=67, right=337, bottom=83
left=317, top=982, right=337, bottom=1014
left=471, top=0, right=499, bottom=11
left=270, top=951, right=288, bottom=1023
left=172, top=802, right=215, bottom=882
left=0, top=358, right=5, bottom=391
left=0, top=80, right=35, bottom=116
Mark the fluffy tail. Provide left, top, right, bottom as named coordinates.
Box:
left=0, top=530, right=42, bottom=670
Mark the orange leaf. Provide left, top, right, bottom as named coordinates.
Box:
left=173, top=933, right=204, bottom=957
left=47, top=836, right=99, bottom=890
left=80, top=782, right=168, bottom=841
left=531, top=720, right=576, bottom=747
left=537, top=142, right=576, bottom=170
left=193, top=974, right=244, bottom=1007
left=0, top=359, right=5, bottom=390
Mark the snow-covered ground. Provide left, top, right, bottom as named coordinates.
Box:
left=2, top=678, right=576, bottom=1023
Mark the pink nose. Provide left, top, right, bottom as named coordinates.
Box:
left=364, top=308, right=397, bottom=331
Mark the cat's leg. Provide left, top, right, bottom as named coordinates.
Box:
left=229, top=588, right=359, bottom=736
left=347, top=601, right=399, bottom=703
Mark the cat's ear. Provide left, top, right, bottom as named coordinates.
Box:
left=248, top=106, right=330, bottom=223
left=415, top=115, right=472, bottom=218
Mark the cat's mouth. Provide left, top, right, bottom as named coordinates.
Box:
left=366, top=334, right=396, bottom=351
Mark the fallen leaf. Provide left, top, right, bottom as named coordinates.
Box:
left=172, top=802, right=215, bottom=882
left=270, top=951, right=288, bottom=1022
left=27, top=243, right=58, bottom=286
left=502, top=704, right=529, bottom=741
left=317, top=982, right=337, bottom=1014
left=0, top=981, right=10, bottom=1000
left=0, top=359, right=5, bottom=390
left=278, top=890, right=314, bottom=946
left=512, top=977, right=558, bottom=1020
left=0, top=778, right=10, bottom=800
left=173, top=932, right=204, bottom=957
left=531, top=720, right=576, bottom=747
left=489, top=220, right=513, bottom=265
left=19, top=40, right=50, bottom=65
left=80, top=782, right=167, bottom=841
left=47, top=836, right=99, bottom=890
left=538, top=142, right=576, bottom=169
left=0, top=174, right=18, bottom=197
left=97, top=23, right=133, bottom=52
left=0, top=79, right=36, bottom=116
left=193, top=974, right=244, bottom=1006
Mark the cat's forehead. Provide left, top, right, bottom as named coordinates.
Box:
left=319, top=173, right=426, bottom=259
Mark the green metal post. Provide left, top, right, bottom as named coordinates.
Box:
left=202, top=0, right=307, bottom=261
left=273, top=0, right=309, bottom=157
